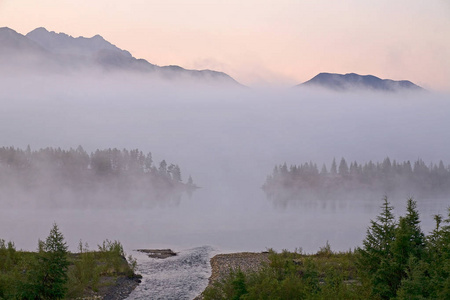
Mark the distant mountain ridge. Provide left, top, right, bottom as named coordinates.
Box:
left=0, top=27, right=240, bottom=85
left=26, top=27, right=133, bottom=58
left=0, top=27, right=51, bottom=60
left=1, top=27, right=425, bottom=90
left=299, top=72, right=423, bottom=92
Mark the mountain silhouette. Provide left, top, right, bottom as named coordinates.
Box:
left=0, top=27, right=240, bottom=85
left=298, top=72, right=423, bottom=92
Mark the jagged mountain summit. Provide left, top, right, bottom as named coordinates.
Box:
left=0, top=27, right=240, bottom=85
left=26, top=27, right=133, bottom=58
left=0, top=27, right=46, bottom=54
left=298, top=72, right=423, bottom=92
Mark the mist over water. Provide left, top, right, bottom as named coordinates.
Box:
left=1, top=74, right=449, bottom=255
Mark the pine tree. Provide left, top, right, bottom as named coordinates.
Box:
left=231, top=269, right=248, bottom=300
left=42, top=223, right=69, bottom=299
left=393, top=198, right=425, bottom=265
left=357, top=196, right=397, bottom=299
left=172, top=165, right=182, bottom=182
left=330, top=158, right=337, bottom=175
left=158, top=160, right=168, bottom=176
left=425, top=208, right=450, bottom=298
left=144, top=152, right=153, bottom=172
left=320, top=164, right=328, bottom=176
left=385, top=198, right=425, bottom=298
left=338, top=158, right=349, bottom=177
left=396, top=256, right=430, bottom=299
left=24, top=223, right=69, bottom=299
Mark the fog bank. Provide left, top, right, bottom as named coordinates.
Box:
left=1, top=74, right=449, bottom=253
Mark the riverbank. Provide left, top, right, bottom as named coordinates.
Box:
left=193, top=249, right=368, bottom=300
left=100, top=275, right=142, bottom=300
left=67, top=252, right=142, bottom=300
left=194, top=252, right=270, bottom=300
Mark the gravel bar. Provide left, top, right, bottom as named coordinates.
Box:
left=194, top=252, right=270, bottom=300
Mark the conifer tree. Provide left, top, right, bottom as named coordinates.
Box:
left=338, top=158, right=349, bottom=177
left=396, top=256, right=430, bottom=299
left=387, top=198, right=425, bottom=298
left=231, top=269, right=248, bottom=300
left=23, top=223, right=69, bottom=299
left=158, top=160, right=168, bottom=176
left=392, top=198, right=425, bottom=264
left=320, top=164, right=328, bottom=176
left=425, top=208, right=450, bottom=298
left=330, top=158, right=337, bottom=175
left=358, top=196, right=397, bottom=299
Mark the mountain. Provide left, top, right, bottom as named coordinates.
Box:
left=0, top=27, right=240, bottom=85
left=0, top=27, right=45, bottom=54
left=26, top=27, right=133, bottom=58
left=298, top=72, right=423, bottom=92
left=0, top=27, right=67, bottom=73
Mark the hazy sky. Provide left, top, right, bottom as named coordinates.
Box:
left=1, top=0, right=450, bottom=90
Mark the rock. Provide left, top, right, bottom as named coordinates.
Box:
left=102, top=275, right=142, bottom=300
left=136, top=249, right=177, bottom=259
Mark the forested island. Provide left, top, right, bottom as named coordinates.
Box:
left=0, top=146, right=197, bottom=208
left=263, top=157, right=450, bottom=204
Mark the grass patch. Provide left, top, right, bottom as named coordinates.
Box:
left=0, top=238, right=138, bottom=299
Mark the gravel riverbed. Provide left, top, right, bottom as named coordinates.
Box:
left=194, top=252, right=270, bottom=300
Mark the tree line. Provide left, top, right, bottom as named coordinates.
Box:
left=0, top=146, right=197, bottom=207
left=202, top=197, right=450, bottom=299
left=263, top=157, right=450, bottom=202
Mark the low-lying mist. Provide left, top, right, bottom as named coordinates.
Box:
left=263, top=157, right=450, bottom=207
left=0, top=146, right=197, bottom=209
left=1, top=72, right=449, bottom=253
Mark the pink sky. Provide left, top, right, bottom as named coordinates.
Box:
left=1, top=0, right=449, bottom=90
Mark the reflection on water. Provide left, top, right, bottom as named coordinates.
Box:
left=2, top=188, right=446, bottom=299
left=1, top=187, right=446, bottom=255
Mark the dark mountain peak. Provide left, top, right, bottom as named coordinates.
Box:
left=26, top=27, right=132, bottom=58
left=0, top=27, right=26, bottom=43
left=1, top=26, right=241, bottom=85
left=0, top=27, right=48, bottom=55
left=0, top=26, right=19, bottom=35
left=27, top=27, right=49, bottom=34
left=158, top=65, right=242, bottom=85
left=300, top=72, right=423, bottom=92
left=92, top=34, right=105, bottom=40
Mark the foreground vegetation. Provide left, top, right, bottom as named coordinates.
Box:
left=0, top=224, right=138, bottom=299
left=203, top=197, right=450, bottom=299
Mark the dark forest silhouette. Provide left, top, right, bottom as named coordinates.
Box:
left=0, top=146, right=197, bottom=208
left=263, top=157, right=450, bottom=204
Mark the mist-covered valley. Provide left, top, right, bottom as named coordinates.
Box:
left=1, top=72, right=449, bottom=257
left=2, top=1, right=449, bottom=295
